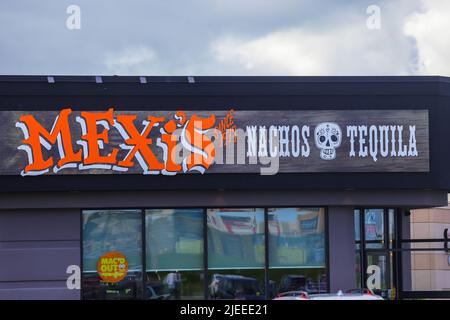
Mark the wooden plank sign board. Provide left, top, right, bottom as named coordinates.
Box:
left=1, top=109, right=429, bottom=176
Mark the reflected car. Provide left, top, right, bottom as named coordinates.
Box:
left=309, top=290, right=383, bottom=300
left=273, top=291, right=309, bottom=300
left=345, top=288, right=375, bottom=295
left=278, top=275, right=307, bottom=293
left=273, top=289, right=383, bottom=300
left=209, top=274, right=264, bottom=300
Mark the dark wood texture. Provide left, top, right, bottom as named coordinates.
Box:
left=1, top=110, right=429, bottom=175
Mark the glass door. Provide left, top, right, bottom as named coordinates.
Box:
left=355, top=208, right=398, bottom=300
left=366, top=253, right=392, bottom=297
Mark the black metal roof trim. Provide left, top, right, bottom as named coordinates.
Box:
left=0, top=75, right=447, bottom=84
left=0, top=76, right=450, bottom=97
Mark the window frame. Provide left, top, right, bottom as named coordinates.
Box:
left=80, top=205, right=330, bottom=300
left=354, top=207, right=400, bottom=299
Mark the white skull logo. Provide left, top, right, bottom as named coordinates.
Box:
left=314, top=122, right=342, bottom=160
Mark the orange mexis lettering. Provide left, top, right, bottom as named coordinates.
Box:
left=19, top=108, right=81, bottom=173
left=115, top=114, right=165, bottom=170
left=79, top=108, right=119, bottom=165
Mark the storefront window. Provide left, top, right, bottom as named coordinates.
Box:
left=82, top=209, right=143, bottom=300
left=207, top=208, right=265, bottom=299
left=81, top=206, right=329, bottom=300
left=365, top=209, right=385, bottom=249
left=268, top=208, right=326, bottom=297
left=145, top=209, right=204, bottom=300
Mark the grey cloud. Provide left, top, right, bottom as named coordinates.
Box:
left=0, top=0, right=445, bottom=76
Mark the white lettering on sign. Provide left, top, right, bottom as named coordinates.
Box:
left=248, top=125, right=311, bottom=159
left=346, top=125, right=418, bottom=161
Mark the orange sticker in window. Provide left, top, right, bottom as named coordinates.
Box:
left=97, top=251, right=129, bottom=283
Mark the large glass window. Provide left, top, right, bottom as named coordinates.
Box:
left=268, top=208, right=326, bottom=298
left=207, top=208, right=265, bottom=300
left=145, top=209, right=204, bottom=300
left=82, top=206, right=328, bottom=300
left=82, top=209, right=143, bottom=300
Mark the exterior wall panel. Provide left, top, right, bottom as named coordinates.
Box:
left=327, top=207, right=357, bottom=291
left=0, top=209, right=80, bottom=300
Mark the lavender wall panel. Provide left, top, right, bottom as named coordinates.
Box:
left=0, top=209, right=80, bottom=300
left=0, top=209, right=80, bottom=241
left=328, top=206, right=357, bottom=291
left=0, top=281, right=79, bottom=300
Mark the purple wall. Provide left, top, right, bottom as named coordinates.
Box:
left=0, top=209, right=80, bottom=299
left=328, top=206, right=357, bottom=292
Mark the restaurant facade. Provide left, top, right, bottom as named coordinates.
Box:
left=0, top=75, right=450, bottom=300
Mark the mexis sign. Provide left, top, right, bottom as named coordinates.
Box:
left=11, top=109, right=429, bottom=176
left=16, top=108, right=216, bottom=176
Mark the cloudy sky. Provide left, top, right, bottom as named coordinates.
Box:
left=0, top=0, right=449, bottom=76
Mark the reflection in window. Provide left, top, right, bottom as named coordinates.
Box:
left=207, top=208, right=265, bottom=299
left=82, top=210, right=143, bottom=300
left=355, top=209, right=361, bottom=241
left=207, top=208, right=265, bottom=269
left=146, top=271, right=204, bottom=300
left=268, top=208, right=325, bottom=268
left=268, top=208, right=326, bottom=297
left=81, top=206, right=329, bottom=300
left=268, top=269, right=327, bottom=298
left=365, top=209, right=385, bottom=249
left=208, top=270, right=265, bottom=300
left=388, top=209, right=396, bottom=249
left=146, top=209, right=204, bottom=300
